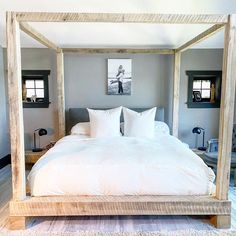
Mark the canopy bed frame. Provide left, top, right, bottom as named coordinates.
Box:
left=6, top=12, right=236, bottom=230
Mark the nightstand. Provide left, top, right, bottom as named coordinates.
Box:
left=25, top=150, right=46, bottom=169
left=191, top=148, right=206, bottom=159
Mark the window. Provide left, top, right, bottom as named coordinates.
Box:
left=22, top=70, right=50, bottom=108
left=186, top=71, right=222, bottom=108
left=193, top=79, right=212, bottom=101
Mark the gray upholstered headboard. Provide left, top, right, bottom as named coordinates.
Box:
left=67, top=107, right=164, bottom=133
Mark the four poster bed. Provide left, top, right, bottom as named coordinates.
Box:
left=6, top=12, right=236, bottom=230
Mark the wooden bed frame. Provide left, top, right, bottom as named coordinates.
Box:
left=6, top=12, right=236, bottom=230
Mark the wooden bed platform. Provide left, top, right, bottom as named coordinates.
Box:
left=8, top=195, right=231, bottom=229
left=6, top=12, right=236, bottom=230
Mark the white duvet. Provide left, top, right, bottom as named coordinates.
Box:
left=28, top=134, right=215, bottom=196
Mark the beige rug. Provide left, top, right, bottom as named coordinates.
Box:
left=0, top=229, right=236, bottom=236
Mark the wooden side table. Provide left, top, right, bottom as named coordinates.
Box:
left=191, top=148, right=206, bottom=159
left=25, top=150, right=46, bottom=169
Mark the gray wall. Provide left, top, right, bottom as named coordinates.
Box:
left=64, top=51, right=224, bottom=148
left=2, top=48, right=226, bottom=151
left=64, top=54, right=174, bottom=126
left=179, top=49, right=223, bottom=148
left=3, top=49, right=58, bottom=150
left=0, top=46, right=10, bottom=157
left=21, top=49, right=58, bottom=150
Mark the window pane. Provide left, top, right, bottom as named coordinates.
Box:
left=26, top=89, right=35, bottom=98
left=35, top=80, right=44, bottom=88
left=193, top=80, right=201, bottom=89
left=202, top=90, right=210, bottom=98
left=202, top=80, right=211, bottom=89
left=36, top=89, right=44, bottom=98
left=25, top=80, right=35, bottom=88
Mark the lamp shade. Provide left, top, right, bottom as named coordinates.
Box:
left=38, top=128, right=47, bottom=136
left=192, top=127, right=203, bottom=134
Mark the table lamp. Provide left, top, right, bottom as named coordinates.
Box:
left=192, top=127, right=206, bottom=151
left=32, top=128, right=47, bottom=152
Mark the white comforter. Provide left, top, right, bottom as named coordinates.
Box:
left=28, top=134, right=215, bottom=196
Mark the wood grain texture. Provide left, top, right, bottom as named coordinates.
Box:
left=172, top=52, right=181, bottom=137
left=210, top=215, right=231, bottom=229
left=1, top=165, right=236, bottom=231
left=15, top=12, right=228, bottom=24
left=20, top=22, right=59, bottom=51
left=25, top=150, right=47, bottom=164
left=57, top=50, right=65, bottom=139
left=216, top=14, right=236, bottom=201
left=8, top=216, right=27, bottom=230
left=177, top=24, right=225, bottom=52
left=9, top=195, right=231, bottom=217
left=62, top=48, right=175, bottom=54
left=6, top=12, right=26, bottom=201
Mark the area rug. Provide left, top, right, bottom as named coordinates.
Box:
left=1, top=229, right=236, bottom=236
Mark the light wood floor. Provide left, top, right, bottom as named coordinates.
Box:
left=0, top=165, right=236, bottom=232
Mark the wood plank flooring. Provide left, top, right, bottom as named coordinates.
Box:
left=0, top=165, right=236, bottom=233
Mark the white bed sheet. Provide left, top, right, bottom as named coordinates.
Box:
left=28, top=134, right=215, bottom=196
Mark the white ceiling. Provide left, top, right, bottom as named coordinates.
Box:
left=1, top=0, right=236, bottom=49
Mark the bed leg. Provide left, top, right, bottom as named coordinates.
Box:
left=8, top=216, right=28, bottom=230
left=210, top=215, right=231, bottom=229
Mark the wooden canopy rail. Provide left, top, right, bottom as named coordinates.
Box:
left=19, top=22, right=60, bottom=51
left=15, top=12, right=228, bottom=24
left=62, top=48, right=175, bottom=54
left=6, top=11, right=236, bottom=230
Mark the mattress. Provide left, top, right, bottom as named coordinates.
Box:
left=28, top=134, right=215, bottom=196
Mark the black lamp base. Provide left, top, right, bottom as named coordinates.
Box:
left=32, top=148, right=43, bottom=152
left=198, top=147, right=207, bottom=151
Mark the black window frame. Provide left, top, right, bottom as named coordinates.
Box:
left=186, top=70, right=222, bottom=109
left=22, top=70, right=50, bottom=108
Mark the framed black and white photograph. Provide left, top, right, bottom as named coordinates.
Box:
left=107, top=59, right=132, bottom=95
left=193, top=91, right=202, bottom=102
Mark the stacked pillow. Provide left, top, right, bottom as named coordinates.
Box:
left=123, top=107, right=156, bottom=138
left=87, top=107, right=122, bottom=138
left=71, top=107, right=170, bottom=138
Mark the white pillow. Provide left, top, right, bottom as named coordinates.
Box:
left=71, top=122, right=90, bottom=135
left=120, top=121, right=170, bottom=136
left=123, top=107, right=156, bottom=138
left=154, top=121, right=170, bottom=136
left=87, top=107, right=122, bottom=138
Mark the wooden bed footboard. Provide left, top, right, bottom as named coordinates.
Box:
left=8, top=195, right=231, bottom=229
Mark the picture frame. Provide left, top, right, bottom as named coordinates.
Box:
left=193, top=91, right=202, bottom=102
left=107, top=59, right=132, bottom=95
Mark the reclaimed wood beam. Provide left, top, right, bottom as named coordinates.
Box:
left=215, top=14, right=236, bottom=228
left=20, top=22, right=59, bottom=51
left=176, top=24, right=225, bottom=52
left=56, top=50, right=65, bottom=139
left=15, top=12, right=228, bottom=24
left=62, top=48, right=174, bottom=54
left=172, top=52, right=181, bottom=137
left=6, top=12, right=26, bottom=201
left=9, top=195, right=231, bottom=217
left=216, top=14, right=236, bottom=200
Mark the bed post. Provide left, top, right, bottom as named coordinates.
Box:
left=172, top=51, right=181, bottom=137
left=6, top=12, right=27, bottom=229
left=57, top=49, right=65, bottom=139
left=214, top=14, right=236, bottom=228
